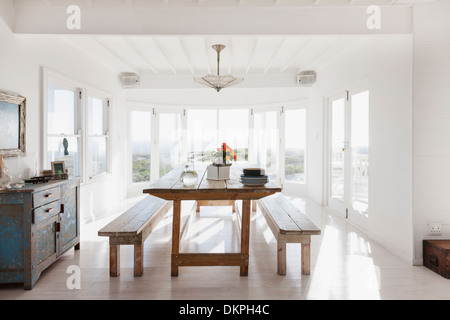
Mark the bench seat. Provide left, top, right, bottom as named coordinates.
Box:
left=98, top=195, right=172, bottom=277
left=257, top=194, right=321, bottom=275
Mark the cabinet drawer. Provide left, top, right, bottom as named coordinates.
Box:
left=33, top=187, right=61, bottom=208
left=33, top=200, right=61, bottom=224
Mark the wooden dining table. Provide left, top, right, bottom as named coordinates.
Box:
left=143, top=163, right=282, bottom=276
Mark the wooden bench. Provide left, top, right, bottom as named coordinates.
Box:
left=257, top=194, right=321, bottom=275
left=98, top=195, right=172, bottom=277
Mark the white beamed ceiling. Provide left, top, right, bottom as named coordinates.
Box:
left=61, top=35, right=362, bottom=78
left=8, top=0, right=419, bottom=90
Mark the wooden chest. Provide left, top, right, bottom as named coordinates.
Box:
left=423, top=240, right=450, bottom=279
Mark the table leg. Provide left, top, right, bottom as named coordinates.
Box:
left=171, top=200, right=181, bottom=276
left=240, top=199, right=251, bottom=276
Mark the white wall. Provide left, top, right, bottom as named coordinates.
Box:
left=413, top=4, right=450, bottom=263
left=308, top=36, right=414, bottom=263
left=0, top=18, right=127, bottom=224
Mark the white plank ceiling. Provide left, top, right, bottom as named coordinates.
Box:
left=62, top=35, right=361, bottom=77
left=11, top=0, right=422, bottom=87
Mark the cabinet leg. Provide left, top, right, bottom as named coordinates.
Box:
left=74, top=243, right=80, bottom=250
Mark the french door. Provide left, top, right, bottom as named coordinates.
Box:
left=328, top=89, right=369, bottom=223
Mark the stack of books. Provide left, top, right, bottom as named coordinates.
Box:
left=240, top=168, right=268, bottom=186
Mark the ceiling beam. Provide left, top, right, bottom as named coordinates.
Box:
left=94, top=38, right=141, bottom=74
left=138, top=73, right=300, bottom=89
left=178, top=38, right=195, bottom=75
left=263, top=38, right=287, bottom=74
left=123, top=38, right=159, bottom=75
left=204, top=38, right=212, bottom=74
left=245, top=37, right=260, bottom=74
left=150, top=38, right=177, bottom=75
left=13, top=6, right=412, bottom=35
left=280, top=38, right=311, bottom=73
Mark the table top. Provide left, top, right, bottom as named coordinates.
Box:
left=143, top=163, right=282, bottom=201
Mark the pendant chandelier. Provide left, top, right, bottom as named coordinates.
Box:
left=194, top=44, right=243, bottom=92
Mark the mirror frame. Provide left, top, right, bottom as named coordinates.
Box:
left=0, top=91, right=26, bottom=157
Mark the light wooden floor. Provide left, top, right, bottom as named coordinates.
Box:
left=1, top=195, right=449, bottom=300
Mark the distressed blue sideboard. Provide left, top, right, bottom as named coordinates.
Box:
left=0, top=179, right=80, bottom=289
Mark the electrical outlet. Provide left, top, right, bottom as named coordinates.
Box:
left=428, top=222, right=442, bottom=236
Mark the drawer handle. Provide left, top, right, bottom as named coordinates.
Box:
left=44, top=193, right=53, bottom=198
left=46, top=208, right=55, bottom=213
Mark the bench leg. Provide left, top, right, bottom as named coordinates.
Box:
left=134, top=243, right=144, bottom=277
left=109, top=245, right=120, bottom=277
left=301, top=242, right=311, bottom=275
left=277, top=241, right=287, bottom=275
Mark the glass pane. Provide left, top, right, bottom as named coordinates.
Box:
left=130, top=111, right=151, bottom=183
left=88, top=97, right=105, bottom=135
left=0, top=101, right=19, bottom=149
left=159, top=113, right=182, bottom=177
left=187, top=109, right=217, bottom=162
left=254, top=111, right=278, bottom=181
left=351, top=91, right=369, bottom=214
left=285, top=109, right=306, bottom=183
left=219, top=109, right=249, bottom=162
left=47, top=136, right=80, bottom=177
left=331, top=98, right=345, bottom=201
left=88, top=137, right=107, bottom=178
left=47, top=84, right=76, bottom=135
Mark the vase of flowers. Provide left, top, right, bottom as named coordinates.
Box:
left=212, top=143, right=236, bottom=166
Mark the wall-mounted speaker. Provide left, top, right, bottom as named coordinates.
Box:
left=297, top=71, right=316, bottom=86
left=121, top=72, right=140, bottom=88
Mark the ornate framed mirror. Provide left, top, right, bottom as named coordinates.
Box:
left=0, top=91, right=26, bottom=157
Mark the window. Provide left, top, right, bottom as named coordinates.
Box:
left=187, top=109, right=218, bottom=162
left=44, top=70, right=111, bottom=183
left=46, top=81, right=81, bottom=178
left=350, top=90, right=369, bottom=214
left=284, top=108, right=306, bottom=183
left=219, top=109, right=249, bottom=162
left=159, top=112, right=182, bottom=177
left=254, top=110, right=278, bottom=181
left=87, top=94, right=110, bottom=180
left=130, top=110, right=152, bottom=183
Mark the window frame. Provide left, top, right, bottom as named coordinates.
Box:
left=85, top=89, right=112, bottom=182
left=126, top=103, right=156, bottom=195
left=125, top=101, right=307, bottom=195
left=282, top=103, right=308, bottom=193
left=43, top=68, right=112, bottom=185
